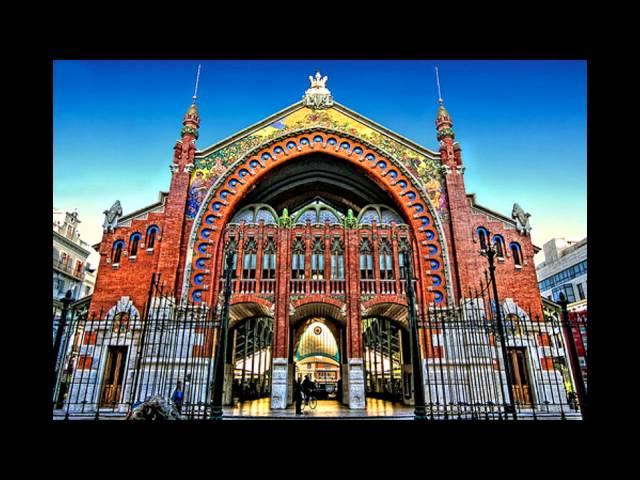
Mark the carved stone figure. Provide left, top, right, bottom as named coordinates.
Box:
left=511, top=203, right=532, bottom=235
left=309, top=71, right=329, bottom=90
left=102, top=200, right=123, bottom=233
left=303, top=71, right=334, bottom=109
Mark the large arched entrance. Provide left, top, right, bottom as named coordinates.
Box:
left=186, top=130, right=451, bottom=414
left=293, top=317, right=344, bottom=408
left=363, top=317, right=411, bottom=404
left=226, top=316, right=273, bottom=405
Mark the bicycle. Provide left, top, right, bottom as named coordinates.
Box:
left=302, top=390, right=317, bottom=410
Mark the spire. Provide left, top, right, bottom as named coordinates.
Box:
left=434, top=66, right=454, bottom=141
left=181, top=64, right=201, bottom=140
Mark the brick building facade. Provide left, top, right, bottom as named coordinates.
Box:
left=80, top=74, right=561, bottom=414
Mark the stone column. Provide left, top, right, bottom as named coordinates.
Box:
left=347, top=358, right=366, bottom=409
left=270, top=357, right=289, bottom=409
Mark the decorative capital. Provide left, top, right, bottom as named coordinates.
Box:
left=184, top=163, right=195, bottom=174
left=169, top=164, right=179, bottom=175
left=437, top=127, right=455, bottom=141
left=455, top=165, right=465, bottom=175
left=343, top=209, right=358, bottom=229
left=278, top=208, right=293, bottom=228
left=441, top=165, right=452, bottom=176
left=303, top=71, right=334, bottom=109
left=181, top=125, right=199, bottom=140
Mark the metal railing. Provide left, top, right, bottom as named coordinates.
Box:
left=53, top=256, right=85, bottom=280
left=53, top=255, right=586, bottom=420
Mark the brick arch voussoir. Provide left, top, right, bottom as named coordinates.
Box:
left=229, top=294, right=274, bottom=309
left=361, top=296, right=408, bottom=311
left=292, top=295, right=345, bottom=311
left=186, top=130, right=448, bottom=307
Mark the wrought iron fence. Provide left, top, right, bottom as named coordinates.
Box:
left=52, top=274, right=219, bottom=420
left=53, top=259, right=585, bottom=420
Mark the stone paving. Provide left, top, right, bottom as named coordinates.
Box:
left=225, top=398, right=415, bottom=419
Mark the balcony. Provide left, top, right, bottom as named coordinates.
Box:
left=53, top=256, right=85, bottom=281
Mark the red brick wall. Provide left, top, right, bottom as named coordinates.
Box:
left=89, top=211, right=165, bottom=317
left=442, top=140, right=542, bottom=318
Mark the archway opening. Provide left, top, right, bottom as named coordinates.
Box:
left=363, top=317, right=413, bottom=407
left=289, top=315, right=347, bottom=411
left=226, top=316, right=273, bottom=405
left=234, top=152, right=409, bottom=222
left=294, top=319, right=341, bottom=400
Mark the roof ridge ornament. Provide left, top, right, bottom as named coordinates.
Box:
left=303, top=71, right=334, bottom=109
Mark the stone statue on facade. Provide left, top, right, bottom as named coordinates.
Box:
left=511, top=203, right=531, bottom=235
left=309, top=71, right=329, bottom=90
left=102, top=200, right=123, bottom=233
left=303, top=71, right=334, bottom=109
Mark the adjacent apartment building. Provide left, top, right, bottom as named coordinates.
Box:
left=53, top=209, right=98, bottom=301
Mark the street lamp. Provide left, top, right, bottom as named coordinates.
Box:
left=210, top=250, right=235, bottom=420
left=483, top=244, right=517, bottom=419
left=402, top=251, right=427, bottom=420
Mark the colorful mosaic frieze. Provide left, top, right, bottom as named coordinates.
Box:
left=187, top=107, right=445, bottom=219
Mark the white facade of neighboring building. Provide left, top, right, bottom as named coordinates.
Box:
left=536, top=237, right=587, bottom=303
left=53, top=209, right=99, bottom=301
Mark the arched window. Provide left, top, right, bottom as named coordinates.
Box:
left=291, top=237, right=305, bottom=279
left=242, top=238, right=257, bottom=279
left=146, top=226, right=159, bottom=251
left=359, top=238, right=374, bottom=279
left=379, top=238, right=394, bottom=280
left=330, top=238, right=344, bottom=279
left=112, top=241, right=124, bottom=265
left=493, top=235, right=506, bottom=258
left=129, top=233, right=141, bottom=258
left=311, top=237, right=325, bottom=279
left=477, top=227, right=489, bottom=250
left=262, top=237, right=276, bottom=279
left=510, top=242, right=523, bottom=266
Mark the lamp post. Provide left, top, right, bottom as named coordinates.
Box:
left=484, top=245, right=517, bottom=419
left=210, top=250, right=235, bottom=420
left=558, top=293, right=587, bottom=417
left=402, top=252, right=427, bottom=420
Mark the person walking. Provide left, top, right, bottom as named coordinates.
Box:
left=293, top=376, right=303, bottom=415
left=171, top=381, right=184, bottom=413
left=302, top=375, right=314, bottom=404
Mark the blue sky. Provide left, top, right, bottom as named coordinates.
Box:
left=53, top=60, right=586, bottom=264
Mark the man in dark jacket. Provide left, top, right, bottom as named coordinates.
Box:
left=302, top=375, right=315, bottom=403
left=293, top=377, right=303, bottom=414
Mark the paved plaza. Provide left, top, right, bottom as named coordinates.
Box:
left=226, top=398, right=414, bottom=419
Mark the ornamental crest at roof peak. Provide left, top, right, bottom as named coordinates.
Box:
left=303, top=71, right=333, bottom=109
